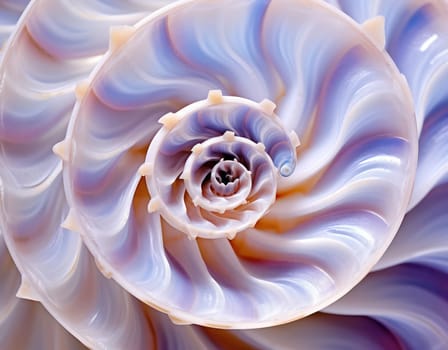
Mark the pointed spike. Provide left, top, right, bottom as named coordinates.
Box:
left=361, top=16, right=386, bottom=50
left=256, top=142, right=266, bottom=152
left=109, top=25, right=136, bottom=51
left=158, top=112, right=181, bottom=130
left=147, top=197, right=162, bottom=213
left=16, top=278, right=39, bottom=301
left=61, top=209, right=82, bottom=233
left=226, top=231, right=237, bottom=240
left=191, top=143, right=204, bottom=155
left=138, top=163, right=153, bottom=177
left=168, top=313, right=192, bottom=325
left=289, top=130, right=301, bottom=148
left=222, top=130, right=235, bottom=142
left=75, top=80, right=89, bottom=101
left=52, top=140, right=69, bottom=162
left=207, top=90, right=223, bottom=104
left=259, top=99, right=276, bottom=115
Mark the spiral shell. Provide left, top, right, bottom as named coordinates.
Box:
left=61, top=0, right=416, bottom=328
left=2, top=0, right=448, bottom=348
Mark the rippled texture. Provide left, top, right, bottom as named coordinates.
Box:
left=0, top=1, right=85, bottom=348
left=327, top=0, right=448, bottom=210
left=0, top=234, right=85, bottom=349
left=0, top=0, right=181, bottom=348
left=0, top=0, right=447, bottom=349
left=321, top=1, right=448, bottom=348
left=63, top=0, right=416, bottom=328
left=141, top=94, right=298, bottom=239
left=0, top=1, right=28, bottom=53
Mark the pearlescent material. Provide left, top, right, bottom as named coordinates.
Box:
left=143, top=95, right=297, bottom=239
left=0, top=2, right=85, bottom=348
left=326, top=183, right=448, bottom=348
left=322, top=1, right=448, bottom=348
left=64, top=0, right=416, bottom=328
left=0, top=0, right=177, bottom=349
left=0, top=235, right=84, bottom=350
left=326, top=0, right=448, bottom=210
left=0, top=1, right=28, bottom=55
left=1, top=0, right=448, bottom=349
left=0, top=233, right=86, bottom=349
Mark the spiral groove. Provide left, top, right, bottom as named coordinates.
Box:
left=63, top=0, right=416, bottom=328
left=1, top=0, right=447, bottom=349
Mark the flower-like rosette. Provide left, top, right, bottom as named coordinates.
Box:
left=187, top=155, right=253, bottom=212
left=140, top=91, right=298, bottom=240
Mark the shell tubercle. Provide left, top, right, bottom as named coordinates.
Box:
left=16, top=278, right=40, bottom=301
left=61, top=209, right=82, bottom=233
left=138, top=163, right=153, bottom=177
left=361, top=16, right=386, bottom=50
left=207, top=89, right=223, bottom=104
left=109, top=25, right=136, bottom=51
left=147, top=197, right=162, bottom=213
left=52, top=140, right=69, bottom=162
left=158, top=112, right=181, bottom=130
left=259, top=98, right=276, bottom=115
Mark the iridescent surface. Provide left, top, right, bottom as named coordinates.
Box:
left=0, top=1, right=85, bottom=348
left=321, top=1, right=448, bottom=348
left=64, top=0, right=416, bottom=328
left=327, top=0, right=448, bottom=209
left=0, top=0, right=28, bottom=52
left=0, top=233, right=85, bottom=349
left=143, top=95, right=297, bottom=239
left=0, top=0, right=447, bottom=349
left=0, top=0, right=177, bottom=348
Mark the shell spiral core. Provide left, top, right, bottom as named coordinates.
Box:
left=62, top=0, right=417, bottom=328
left=143, top=92, right=298, bottom=240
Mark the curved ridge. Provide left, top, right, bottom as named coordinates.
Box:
left=64, top=0, right=416, bottom=329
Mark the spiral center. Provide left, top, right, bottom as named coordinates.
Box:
left=210, top=160, right=246, bottom=196
left=216, top=169, right=234, bottom=185
left=140, top=90, right=300, bottom=240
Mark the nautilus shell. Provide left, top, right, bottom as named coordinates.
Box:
left=0, top=0, right=447, bottom=349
